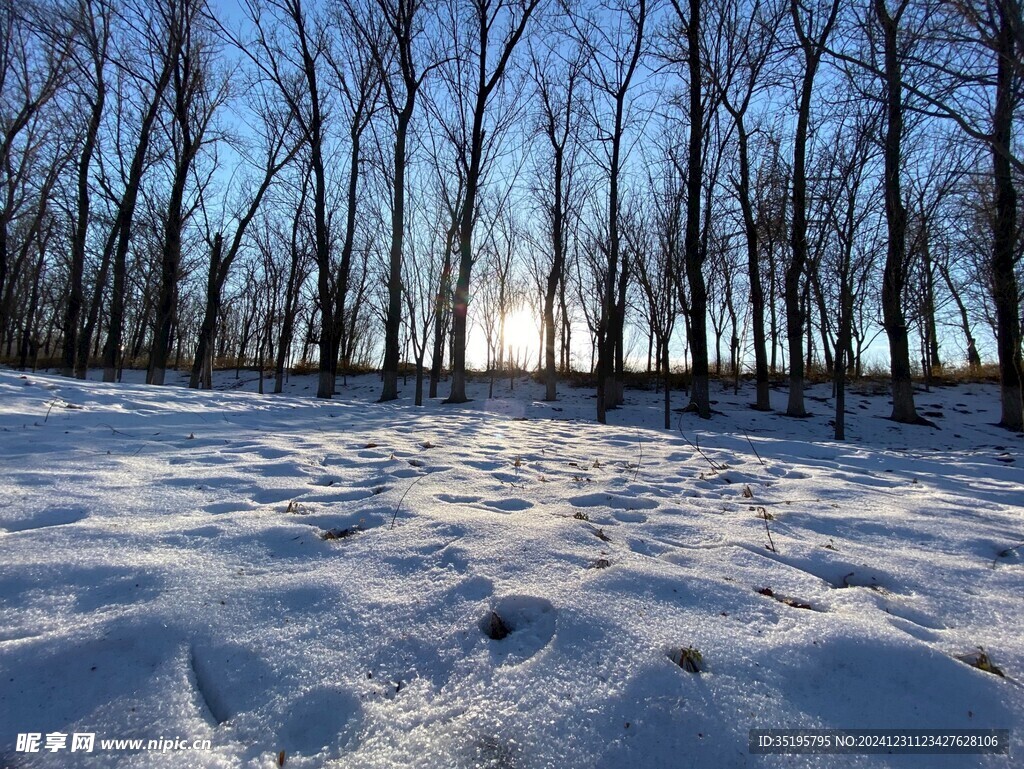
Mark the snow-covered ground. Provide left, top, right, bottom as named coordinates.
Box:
left=0, top=367, right=1021, bottom=768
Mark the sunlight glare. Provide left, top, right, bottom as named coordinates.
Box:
left=502, top=306, right=541, bottom=369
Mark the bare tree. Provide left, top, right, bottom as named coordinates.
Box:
left=902, top=132, right=969, bottom=383
left=318, top=5, right=382, bottom=393
left=351, top=0, right=445, bottom=402
left=827, top=0, right=1023, bottom=427
left=443, top=0, right=541, bottom=403
left=816, top=105, right=881, bottom=438
left=710, top=0, right=785, bottom=410
left=60, top=0, right=110, bottom=377
left=101, top=0, right=180, bottom=382
left=669, top=1, right=709, bottom=415
left=274, top=169, right=315, bottom=392
left=400, top=187, right=444, bottom=404
left=189, top=88, right=299, bottom=389
left=783, top=0, right=840, bottom=416
left=148, top=0, right=225, bottom=385
left=573, top=0, right=647, bottom=421
left=228, top=0, right=341, bottom=397
left=630, top=162, right=681, bottom=428
left=529, top=39, right=584, bottom=401
left=423, top=121, right=463, bottom=398
left=0, top=0, right=72, bottom=348
left=477, top=196, right=521, bottom=394
left=986, top=0, right=1023, bottom=429
left=870, top=0, right=932, bottom=422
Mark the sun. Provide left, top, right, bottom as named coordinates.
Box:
left=502, top=306, right=542, bottom=366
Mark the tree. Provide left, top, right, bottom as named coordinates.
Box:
left=401, top=185, right=444, bottom=405
left=0, top=0, right=71, bottom=349
left=669, top=0, right=713, bottom=417
left=421, top=116, right=464, bottom=398
left=984, top=0, right=1023, bottom=429
left=149, top=0, right=224, bottom=386
left=443, top=0, right=540, bottom=404
left=356, top=0, right=444, bottom=402
left=61, top=0, right=110, bottom=377
left=815, top=105, right=881, bottom=439
left=913, top=0, right=1023, bottom=427
left=188, top=83, right=299, bottom=390
left=575, top=0, right=647, bottom=422
left=101, top=0, right=180, bottom=382
left=530, top=39, right=584, bottom=402
left=831, top=0, right=1023, bottom=428
left=784, top=0, right=840, bottom=417
left=320, top=4, right=382, bottom=393
left=872, top=0, right=930, bottom=422
left=902, top=132, right=969, bottom=383
left=476, top=196, right=521, bottom=394
left=630, top=161, right=681, bottom=428
left=710, top=0, right=785, bottom=410
left=230, top=0, right=342, bottom=398
left=273, top=168, right=315, bottom=393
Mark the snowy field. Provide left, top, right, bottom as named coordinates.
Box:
left=0, top=367, right=1022, bottom=768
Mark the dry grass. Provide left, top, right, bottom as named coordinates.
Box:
left=926, top=363, right=1001, bottom=385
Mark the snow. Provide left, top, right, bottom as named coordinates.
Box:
left=0, top=367, right=1021, bottom=768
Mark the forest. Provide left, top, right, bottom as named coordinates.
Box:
left=0, top=0, right=1022, bottom=432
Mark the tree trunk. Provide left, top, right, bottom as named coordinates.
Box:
left=810, top=271, right=834, bottom=373
left=447, top=89, right=487, bottom=405
left=785, top=66, right=813, bottom=417
left=613, top=254, right=628, bottom=405
left=191, top=234, right=223, bottom=389
left=785, top=0, right=838, bottom=416
left=938, top=262, right=981, bottom=367
left=102, top=48, right=175, bottom=382
left=75, top=223, right=116, bottom=378
left=275, top=223, right=304, bottom=394
left=333, top=112, right=365, bottom=393
left=63, top=77, right=105, bottom=377
left=992, top=2, right=1023, bottom=430
left=662, top=337, right=671, bottom=429
left=543, top=146, right=565, bottom=401
left=559, top=276, right=570, bottom=373
left=876, top=0, right=920, bottom=423
left=382, top=105, right=412, bottom=401
left=834, top=237, right=856, bottom=440
left=921, top=239, right=940, bottom=370
left=429, top=225, right=455, bottom=399
left=20, top=242, right=45, bottom=370
left=683, top=0, right=710, bottom=418
left=149, top=157, right=189, bottom=386
left=313, top=134, right=333, bottom=401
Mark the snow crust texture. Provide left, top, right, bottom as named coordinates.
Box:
left=0, top=369, right=1021, bottom=768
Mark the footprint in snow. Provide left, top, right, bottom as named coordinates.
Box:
left=465, top=459, right=503, bottom=471
left=202, top=501, right=257, bottom=515
left=569, top=492, right=657, bottom=511
left=480, top=498, right=534, bottom=513
left=1, top=505, right=88, bottom=532
left=357, top=449, right=386, bottom=459
left=479, top=595, right=556, bottom=664
left=612, top=510, right=648, bottom=523
left=303, top=488, right=374, bottom=504
left=251, top=487, right=308, bottom=505
left=436, top=493, right=483, bottom=505
left=190, top=641, right=275, bottom=725
left=388, top=467, right=421, bottom=479
left=275, top=687, right=363, bottom=755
